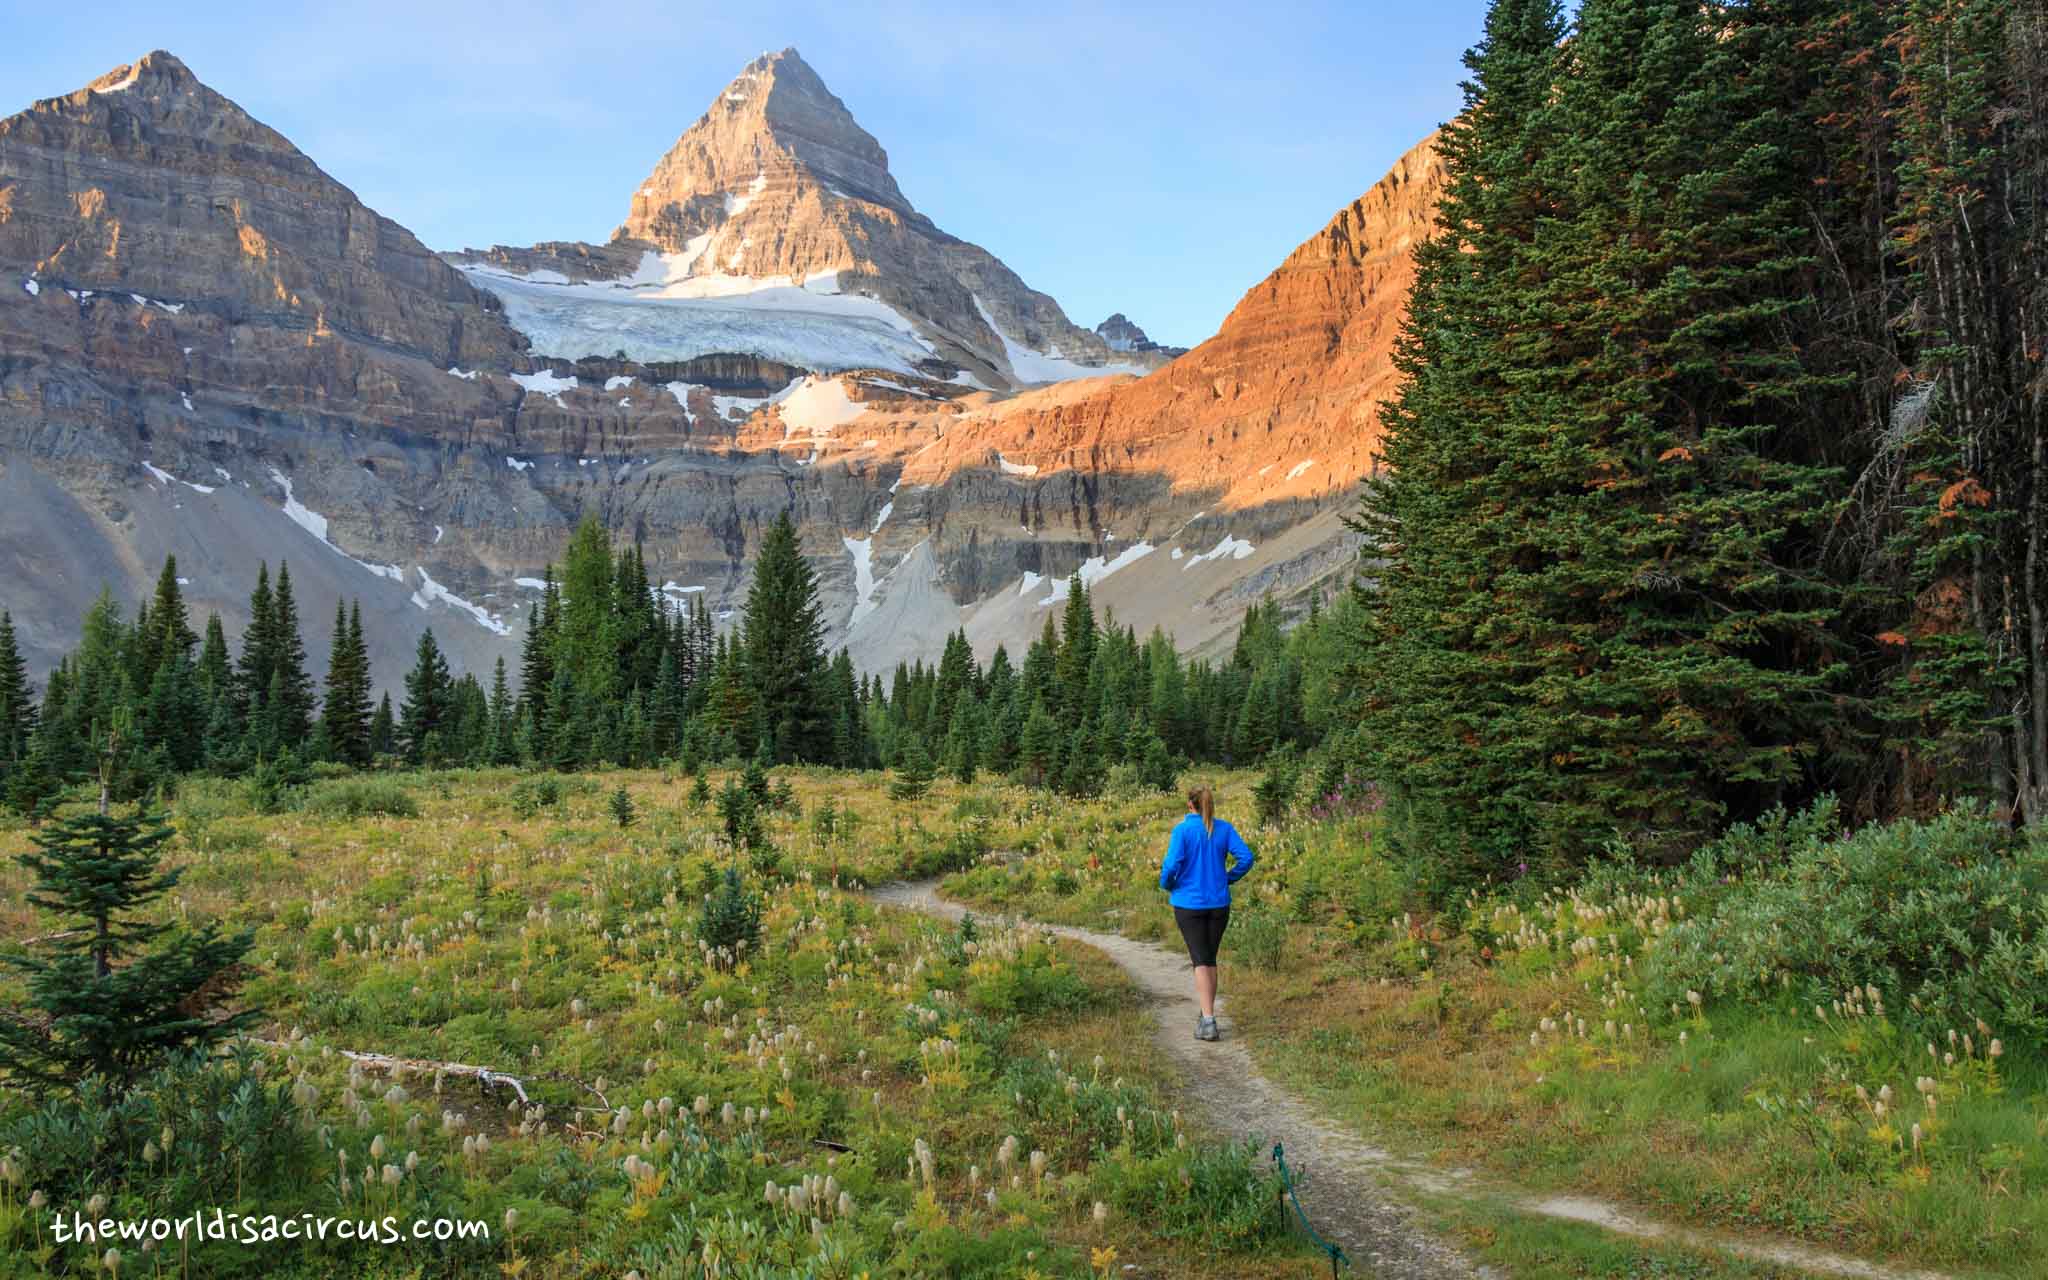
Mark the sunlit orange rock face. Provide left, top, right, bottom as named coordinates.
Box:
left=910, top=135, right=1445, bottom=511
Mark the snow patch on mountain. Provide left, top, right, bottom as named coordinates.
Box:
left=1184, top=534, right=1256, bottom=568
left=142, top=460, right=215, bottom=495
left=724, top=172, right=767, bottom=219
left=511, top=369, right=578, bottom=403
left=412, top=567, right=512, bottom=636
left=778, top=377, right=867, bottom=438
left=972, top=296, right=1145, bottom=386
left=456, top=257, right=934, bottom=373
left=844, top=535, right=878, bottom=625
left=1036, top=542, right=1156, bottom=607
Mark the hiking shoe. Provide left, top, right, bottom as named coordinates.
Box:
left=1196, top=1016, right=1219, bottom=1042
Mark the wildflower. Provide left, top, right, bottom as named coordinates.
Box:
left=503, top=1208, right=518, bottom=1234
left=1093, top=1201, right=1109, bottom=1224
left=382, top=1164, right=402, bottom=1187
left=103, top=1248, right=121, bottom=1275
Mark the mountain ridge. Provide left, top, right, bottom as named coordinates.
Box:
left=448, top=47, right=1164, bottom=390
left=0, top=47, right=1443, bottom=699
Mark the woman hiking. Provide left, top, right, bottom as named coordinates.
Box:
left=1158, top=784, right=1255, bottom=1041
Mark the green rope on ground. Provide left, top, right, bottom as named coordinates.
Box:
left=1273, top=1141, right=1348, bottom=1277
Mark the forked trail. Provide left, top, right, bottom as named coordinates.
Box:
left=872, top=880, right=1955, bottom=1280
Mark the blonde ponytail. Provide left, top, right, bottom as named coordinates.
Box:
left=1186, top=785, right=1214, bottom=834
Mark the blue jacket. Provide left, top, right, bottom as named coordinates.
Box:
left=1159, top=813, right=1254, bottom=910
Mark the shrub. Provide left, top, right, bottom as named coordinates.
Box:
left=245, top=751, right=308, bottom=814
left=1229, top=903, right=1288, bottom=970
left=1092, top=1139, right=1288, bottom=1250
left=967, top=942, right=1094, bottom=1016
left=1252, top=747, right=1299, bottom=826
left=510, top=775, right=562, bottom=817
left=0, top=1045, right=323, bottom=1221
left=301, top=776, right=418, bottom=820
left=696, top=868, right=762, bottom=963
left=1644, top=799, right=2048, bottom=1051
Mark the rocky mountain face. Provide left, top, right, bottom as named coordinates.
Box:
left=826, top=134, right=1447, bottom=668
left=1094, top=313, right=1183, bottom=356
left=452, top=49, right=1164, bottom=391
left=0, top=48, right=1445, bottom=696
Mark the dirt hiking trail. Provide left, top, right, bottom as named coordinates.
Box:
left=872, top=880, right=1957, bottom=1280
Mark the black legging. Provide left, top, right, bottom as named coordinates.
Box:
left=1173, top=906, right=1231, bottom=967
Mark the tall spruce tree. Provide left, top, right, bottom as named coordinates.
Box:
left=369, top=692, right=396, bottom=758
left=236, top=562, right=275, bottom=724
left=1883, top=0, right=2048, bottom=819
left=263, top=562, right=314, bottom=753
left=1350, top=0, right=1571, bottom=877
left=1356, top=0, right=1849, bottom=878
left=400, top=628, right=452, bottom=765
left=0, top=610, right=35, bottom=766
left=741, top=511, right=828, bottom=762
left=320, top=600, right=373, bottom=767
left=487, top=656, right=517, bottom=766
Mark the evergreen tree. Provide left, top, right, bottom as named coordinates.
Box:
left=400, top=628, right=451, bottom=765
left=5, top=730, right=61, bottom=822
left=557, top=517, right=619, bottom=699
left=1054, top=575, right=1097, bottom=726
left=320, top=601, right=374, bottom=767
left=889, top=734, right=935, bottom=801
left=0, top=797, right=255, bottom=1089
left=1352, top=0, right=1848, bottom=877
left=518, top=566, right=559, bottom=743
left=0, top=610, right=35, bottom=766
left=142, top=556, right=198, bottom=678
left=235, top=563, right=275, bottom=723
left=1018, top=700, right=1062, bottom=788
left=942, top=697, right=981, bottom=785
left=263, top=562, right=314, bottom=752
left=1881, top=0, right=2048, bottom=819
left=487, top=656, right=518, bottom=766
left=369, top=693, right=396, bottom=758
left=741, top=511, right=829, bottom=761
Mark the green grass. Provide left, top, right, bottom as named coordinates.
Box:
left=933, top=778, right=2048, bottom=1278
left=5, top=765, right=2042, bottom=1277
left=0, top=767, right=1327, bottom=1279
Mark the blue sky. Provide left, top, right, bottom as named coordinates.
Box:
left=4, top=0, right=1485, bottom=348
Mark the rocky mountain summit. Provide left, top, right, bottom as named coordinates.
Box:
left=451, top=48, right=1163, bottom=391
left=0, top=47, right=1446, bottom=695
left=1094, top=313, right=1183, bottom=356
